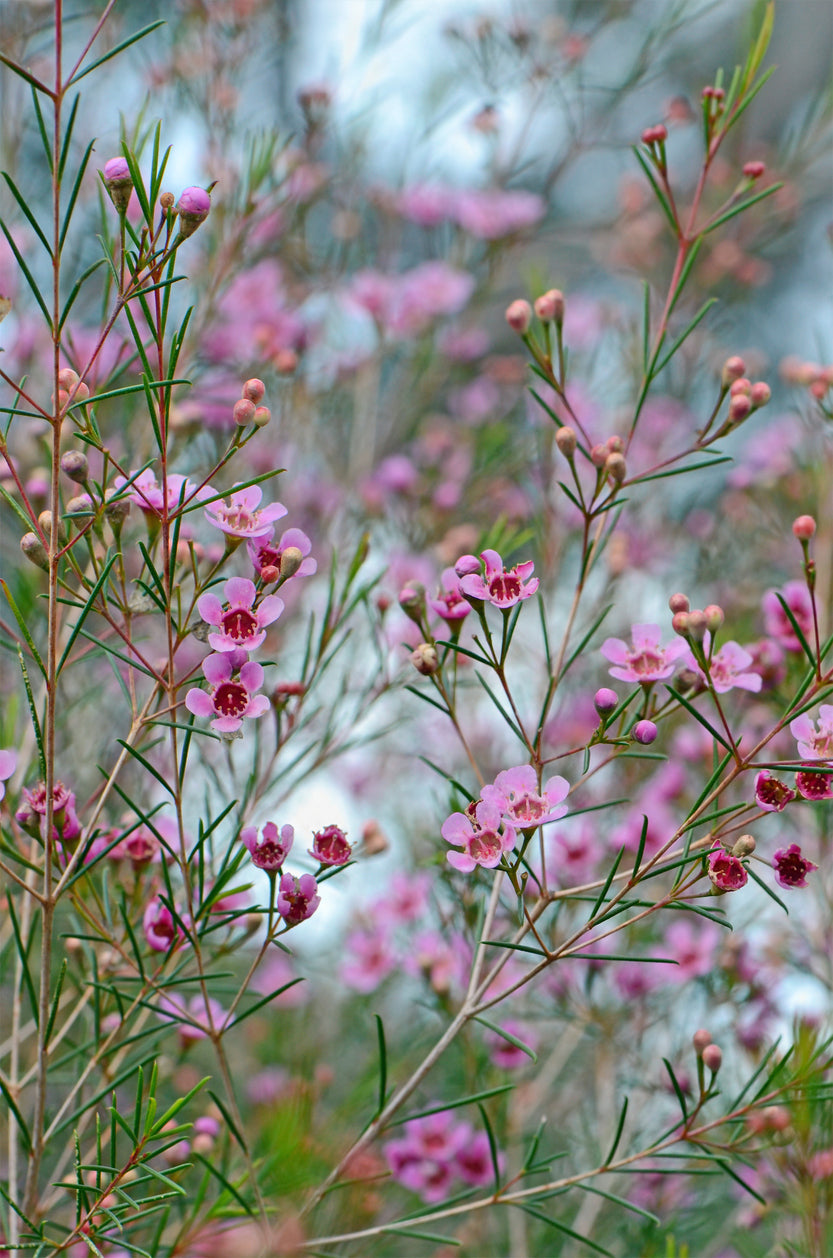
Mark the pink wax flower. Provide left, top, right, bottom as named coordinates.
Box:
left=240, top=821, right=294, bottom=872
left=375, top=870, right=431, bottom=926
left=481, top=764, right=569, bottom=828
left=103, top=156, right=130, bottom=182
left=428, top=568, right=471, bottom=622
left=384, top=1112, right=471, bottom=1202
left=113, top=469, right=214, bottom=516
left=459, top=548, right=539, bottom=609
left=404, top=929, right=469, bottom=995
left=158, top=994, right=227, bottom=1045
left=686, top=635, right=762, bottom=694
left=395, top=183, right=459, bottom=227
left=184, top=652, right=270, bottom=733
left=309, top=824, right=352, bottom=866
left=454, top=1130, right=503, bottom=1186
left=791, top=705, right=833, bottom=762
left=204, top=485, right=287, bottom=539
left=661, top=918, right=721, bottom=983
left=796, top=768, right=833, bottom=800
left=754, top=770, right=796, bottom=812
left=277, top=872, right=320, bottom=925
left=248, top=527, right=317, bottom=581
left=442, top=800, right=516, bottom=873
left=16, top=780, right=81, bottom=843
left=708, top=843, right=748, bottom=892
left=341, top=927, right=398, bottom=992
left=550, top=822, right=599, bottom=886
left=486, top=1020, right=538, bottom=1070
left=601, top=623, right=688, bottom=684
left=762, top=580, right=813, bottom=653
left=197, top=576, right=284, bottom=653
left=773, top=844, right=818, bottom=889
left=454, top=188, right=545, bottom=239
left=143, top=897, right=181, bottom=952
left=117, top=825, right=161, bottom=867
left=0, top=749, right=16, bottom=802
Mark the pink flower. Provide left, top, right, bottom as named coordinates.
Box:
left=197, top=576, right=283, bottom=653
left=16, top=780, right=81, bottom=843
left=707, top=843, right=748, bottom=892
left=204, top=485, right=287, bottom=539
left=184, top=652, right=270, bottom=733
left=428, top=568, right=471, bottom=622
left=441, top=800, right=516, bottom=873
left=762, top=580, right=813, bottom=653
left=686, top=636, right=763, bottom=694
left=277, top=873, right=320, bottom=925
left=773, top=844, right=818, bottom=888
left=395, top=183, right=459, bottom=227
left=248, top=527, right=317, bottom=581
left=375, top=870, right=431, bottom=926
left=384, top=1113, right=471, bottom=1203
left=661, top=918, right=721, bottom=982
left=796, top=768, right=833, bottom=800
left=454, top=189, right=545, bottom=239
left=754, top=770, right=795, bottom=812
left=481, top=764, right=569, bottom=828
left=486, top=1020, right=538, bottom=1070
left=143, top=897, right=181, bottom=952
left=404, top=930, right=469, bottom=995
left=158, top=994, right=228, bottom=1045
left=113, top=469, right=214, bottom=515
left=601, top=623, right=688, bottom=684
left=791, top=705, right=833, bottom=762
left=0, top=749, right=16, bottom=802
left=240, top=822, right=294, bottom=872
left=341, top=927, right=398, bottom=992
left=117, top=825, right=161, bottom=867
left=309, top=824, right=352, bottom=866
left=453, top=1129, right=503, bottom=1186
left=459, top=549, right=539, bottom=609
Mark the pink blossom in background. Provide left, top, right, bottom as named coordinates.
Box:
left=251, top=952, right=308, bottom=1007
left=248, top=527, right=317, bottom=580
left=685, top=634, right=762, bottom=694
left=240, top=822, right=294, bottom=872
left=197, top=577, right=284, bottom=653
left=113, top=469, right=215, bottom=516
left=441, top=800, right=516, bottom=872
left=745, top=638, right=787, bottom=691
left=454, top=188, right=545, bottom=238
left=404, top=930, right=469, bottom=995
left=395, top=183, right=459, bottom=227
left=486, top=1020, right=538, bottom=1069
left=791, top=705, right=833, bottom=762
left=550, top=822, right=601, bottom=886
left=341, top=927, right=398, bottom=992
left=482, top=764, right=569, bottom=828
left=754, top=770, right=796, bottom=812
left=383, top=1111, right=472, bottom=1203
left=428, top=568, right=471, bottom=622
left=202, top=259, right=307, bottom=365
left=660, top=918, right=721, bottom=983
left=143, top=897, right=182, bottom=952
left=612, top=959, right=662, bottom=1000
left=453, top=1130, right=501, bottom=1187
left=600, top=623, right=688, bottom=684
left=0, top=749, right=16, bottom=801
left=204, top=485, right=287, bottom=539
left=375, top=870, right=432, bottom=926
left=115, top=824, right=161, bottom=867
left=708, top=844, right=748, bottom=892
left=158, top=994, right=228, bottom=1044
left=389, top=262, right=476, bottom=336
left=184, top=651, right=270, bottom=733
left=762, top=580, right=814, bottom=653
left=459, top=549, right=538, bottom=609
left=437, top=325, right=490, bottom=361
left=773, top=844, right=818, bottom=889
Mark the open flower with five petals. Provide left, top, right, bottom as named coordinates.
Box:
left=185, top=651, right=270, bottom=733
left=601, top=622, right=688, bottom=684
left=441, top=800, right=516, bottom=872
left=459, top=549, right=538, bottom=609
left=481, top=765, right=569, bottom=828
left=197, top=577, right=283, bottom=653
left=205, top=484, right=287, bottom=539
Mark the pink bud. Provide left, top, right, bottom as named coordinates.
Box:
left=743, top=161, right=765, bottom=180
left=555, top=426, right=577, bottom=457
left=232, top=399, right=256, bottom=426
left=721, top=356, right=746, bottom=386
left=604, top=452, right=627, bottom=484
left=103, top=157, right=133, bottom=214
left=793, top=515, right=816, bottom=541
left=641, top=124, right=668, bottom=144
left=729, top=378, right=751, bottom=397
left=594, top=687, right=618, bottom=715
left=533, top=289, right=565, bottom=323
left=505, top=299, right=532, bottom=333
left=671, top=611, right=690, bottom=636
left=632, top=719, right=657, bottom=745
left=591, top=443, right=609, bottom=468
left=704, top=604, right=724, bottom=633
left=729, top=393, right=752, bottom=423
left=702, top=1044, right=722, bottom=1073
left=411, top=643, right=439, bottom=675
left=103, top=157, right=130, bottom=182
left=687, top=610, right=707, bottom=641
left=454, top=554, right=481, bottom=578
left=253, top=405, right=271, bottom=428
left=176, top=186, right=211, bottom=237
left=668, top=592, right=690, bottom=614
left=692, top=1028, right=712, bottom=1054
left=749, top=381, right=771, bottom=408
left=243, top=378, right=266, bottom=404
left=606, top=434, right=624, bottom=453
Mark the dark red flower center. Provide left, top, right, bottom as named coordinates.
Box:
left=212, top=681, right=248, bottom=717
left=252, top=842, right=285, bottom=871
left=222, top=606, right=258, bottom=640
left=470, top=830, right=501, bottom=861
left=775, top=853, right=808, bottom=884
left=510, top=791, right=546, bottom=821
left=489, top=571, right=520, bottom=602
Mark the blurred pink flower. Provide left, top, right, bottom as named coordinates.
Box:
left=791, top=705, right=833, bottom=762
left=762, top=580, right=813, bottom=653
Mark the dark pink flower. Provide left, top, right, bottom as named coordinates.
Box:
left=791, top=705, right=833, bottom=762
left=481, top=764, right=569, bottom=828
left=277, top=873, right=320, bottom=924
left=601, top=623, right=688, bottom=684
left=754, top=770, right=796, bottom=812
left=143, top=897, right=181, bottom=952
left=240, top=822, right=294, bottom=872
left=118, top=825, right=161, bottom=867
left=247, top=527, right=316, bottom=580
left=184, top=652, right=270, bottom=733
left=707, top=843, right=748, bottom=892
left=17, top=780, right=81, bottom=843
left=773, top=844, right=818, bottom=888
left=796, top=768, right=833, bottom=800
left=309, top=824, right=352, bottom=866
left=384, top=1112, right=471, bottom=1202
left=197, top=576, right=283, bottom=653
left=762, top=581, right=813, bottom=653
left=453, top=1129, right=503, bottom=1185
left=428, top=568, right=471, bottom=622
left=204, top=485, right=287, bottom=539
left=442, top=800, right=516, bottom=872
left=459, top=548, right=538, bottom=609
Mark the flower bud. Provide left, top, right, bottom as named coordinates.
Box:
left=279, top=546, right=304, bottom=579
left=591, top=443, right=609, bottom=468
left=38, top=509, right=67, bottom=546
left=103, top=486, right=131, bottom=526
left=534, top=288, right=565, bottom=323
left=253, top=405, right=271, bottom=428
left=411, top=643, right=439, bottom=675
left=103, top=156, right=133, bottom=213
left=793, top=515, right=816, bottom=541
left=668, top=592, right=690, bottom=614
left=721, top=356, right=746, bottom=387
left=632, top=719, right=657, bottom=745
left=743, top=161, right=765, bottom=180
left=606, top=434, right=624, bottom=453
left=732, top=834, right=756, bottom=857
left=687, top=609, right=707, bottom=642
left=729, top=378, right=751, bottom=397
left=555, top=426, right=577, bottom=458
left=454, top=554, right=481, bottom=578
left=749, top=381, right=771, bottom=409
left=60, top=450, right=89, bottom=484
left=159, top=191, right=175, bottom=210
left=728, top=393, right=752, bottom=423
left=65, top=494, right=94, bottom=518
left=233, top=399, right=256, bottom=426
left=692, top=1028, right=712, bottom=1054
left=58, top=368, right=79, bottom=391
left=175, top=186, right=211, bottom=238
left=20, top=531, right=49, bottom=571
left=243, top=378, right=266, bottom=403
left=641, top=124, right=668, bottom=144
left=604, top=452, right=627, bottom=484
left=594, top=687, right=618, bottom=715
left=702, top=1044, right=722, bottom=1073
left=361, top=818, right=389, bottom=856
left=275, top=348, right=298, bottom=374
left=505, top=299, right=532, bottom=333
left=399, top=584, right=426, bottom=623
left=672, top=611, right=690, bottom=636
left=704, top=604, right=724, bottom=633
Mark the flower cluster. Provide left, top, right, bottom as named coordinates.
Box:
left=443, top=765, right=570, bottom=872
left=383, top=1110, right=500, bottom=1203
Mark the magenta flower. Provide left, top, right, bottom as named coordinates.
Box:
left=428, top=568, right=472, bottom=622
left=197, top=576, right=284, bottom=653
left=277, top=872, right=320, bottom=925
left=143, top=897, right=181, bottom=952
left=309, top=824, right=352, bottom=866
left=113, top=469, right=214, bottom=515
left=459, top=549, right=538, bottom=609
left=341, top=927, right=398, bottom=992
left=686, top=636, right=762, bottom=694
left=117, top=825, right=161, bottom=867
left=707, top=843, right=748, bottom=892
left=453, top=1129, right=504, bottom=1186
left=601, top=623, right=688, bottom=684
left=248, top=527, right=316, bottom=580
left=754, top=770, right=796, bottom=812
left=16, top=780, right=81, bottom=843
left=0, top=749, right=16, bottom=802
left=384, top=1112, right=471, bottom=1202
left=184, top=652, right=270, bottom=733
left=796, top=768, right=833, bottom=800
left=404, top=929, right=469, bottom=995
left=773, top=844, right=818, bottom=888
left=204, top=485, right=287, bottom=539
left=240, top=822, right=294, bottom=872
left=791, top=705, right=833, bottom=762
left=762, top=580, right=813, bottom=653
left=661, top=918, right=721, bottom=983
left=481, top=764, right=569, bottom=828
left=441, top=800, right=516, bottom=872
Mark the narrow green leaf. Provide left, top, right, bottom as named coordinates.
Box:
left=590, top=845, right=625, bottom=918
left=0, top=52, right=52, bottom=96
left=391, top=1085, right=514, bottom=1126
left=0, top=218, right=52, bottom=328
left=2, top=173, right=53, bottom=257
left=1, top=579, right=47, bottom=679
left=559, top=604, right=614, bottom=680
left=67, top=21, right=167, bottom=86
left=654, top=298, right=718, bottom=375
left=516, top=1203, right=613, bottom=1255
left=44, top=959, right=67, bottom=1047
left=58, top=552, right=118, bottom=673
left=775, top=593, right=816, bottom=669
left=17, top=648, right=46, bottom=777
left=704, top=182, right=783, bottom=238
left=474, top=1015, right=537, bottom=1062
left=30, top=85, right=53, bottom=171
left=632, top=147, right=677, bottom=234
left=191, top=1151, right=254, bottom=1215
left=476, top=1102, right=501, bottom=1192
left=666, top=236, right=703, bottom=317
left=602, top=1096, right=628, bottom=1165
left=149, top=1076, right=209, bottom=1137
left=382, top=1228, right=461, bottom=1246
left=662, top=1058, right=688, bottom=1120
left=207, top=1090, right=248, bottom=1156
left=373, top=1013, right=388, bottom=1120
left=0, top=1074, right=32, bottom=1153
left=665, top=685, right=731, bottom=752
left=115, top=739, right=175, bottom=797
left=59, top=140, right=96, bottom=250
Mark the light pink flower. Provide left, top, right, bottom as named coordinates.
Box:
left=341, top=927, right=398, bottom=992
left=375, top=871, right=432, bottom=927
left=686, top=635, right=762, bottom=694
left=791, top=705, right=833, bottom=762
left=754, top=770, right=795, bottom=812
left=661, top=918, right=721, bottom=983
left=0, top=749, right=16, bottom=802
left=197, top=577, right=283, bottom=653
left=384, top=1112, right=471, bottom=1203
left=158, top=993, right=228, bottom=1044
left=248, top=527, right=317, bottom=580
left=454, top=189, right=545, bottom=239
left=459, top=549, right=538, bottom=609
left=113, top=469, right=214, bottom=515
left=204, top=485, right=287, bottom=539
left=277, top=873, right=320, bottom=924
left=600, top=622, right=688, bottom=684
left=762, top=580, right=813, bottom=653
left=441, top=800, right=516, bottom=872
left=428, top=568, right=471, bottom=622
left=773, top=843, right=818, bottom=889
left=482, top=764, right=569, bottom=828
left=184, top=652, right=270, bottom=733
left=404, top=929, right=469, bottom=995
left=240, top=822, right=294, bottom=872
left=708, top=843, right=748, bottom=892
